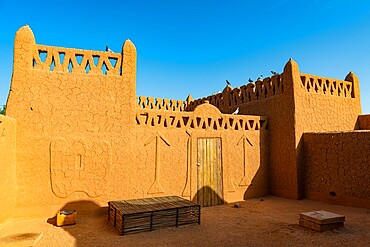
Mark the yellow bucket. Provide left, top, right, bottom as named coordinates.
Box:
left=57, top=210, right=77, bottom=227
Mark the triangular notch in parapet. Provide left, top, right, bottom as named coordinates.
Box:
left=109, top=57, right=118, bottom=68
left=39, top=50, right=47, bottom=62
left=75, top=54, right=84, bottom=65
left=259, top=120, right=267, bottom=130
left=59, top=52, right=65, bottom=65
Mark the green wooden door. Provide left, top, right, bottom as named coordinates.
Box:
left=197, top=138, right=223, bottom=207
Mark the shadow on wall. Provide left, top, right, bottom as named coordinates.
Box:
left=296, top=137, right=305, bottom=199
left=243, top=169, right=270, bottom=200
left=243, top=131, right=270, bottom=200
left=355, top=114, right=370, bottom=130
left=194, top=186, right=224, bottom=207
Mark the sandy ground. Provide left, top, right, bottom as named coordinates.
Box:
left=0, top=196, right=370, bottom=247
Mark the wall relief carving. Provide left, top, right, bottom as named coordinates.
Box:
left=50, top=137, right=112, bottom=198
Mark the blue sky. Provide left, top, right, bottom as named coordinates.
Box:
left=0, top=0, right=369, bottom=113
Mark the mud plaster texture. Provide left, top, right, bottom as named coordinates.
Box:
left=0, top=115, right=16, bottom=222
left=193, top=60, right=362, bottom=200
left=303, top=131, right=370, bottom=208
left=0, top=25, right=369, bottom=224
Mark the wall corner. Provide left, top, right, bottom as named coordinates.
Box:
left=13, top=25, right=35, bottom=70
left=282, top=58, right=301, bottom=93
left=345, top=71, right=362, bottom=114
left=121, top=39, right=137, bottom=118
left=121, top=39, right=137, bottom=84
left=283, top=58, right=305, bottom=199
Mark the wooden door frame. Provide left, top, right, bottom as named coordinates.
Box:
left=196, top=137, right=224, bottom=206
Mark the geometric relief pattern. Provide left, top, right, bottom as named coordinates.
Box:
left=33, top=44, right=122, bottom=76
left=300, top=74, right=354, bottom=98
left=144, top=132, right=170, bottom=195
left=181, top=130, right=192, bottom=198
left=136, top=110, right=268, bottom=131
left=237, top=134, right=253, bottom=187
left=50, top=137, right=112, bottom=198
left=137, top=96, right=187, bottom=112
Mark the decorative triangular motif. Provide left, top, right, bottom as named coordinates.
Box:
left=147, top=181, right=165, bottom=194
left=239, top=176, right=250, bottom=187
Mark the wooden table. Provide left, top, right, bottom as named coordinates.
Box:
left=108, top=196, right=201, bottom=235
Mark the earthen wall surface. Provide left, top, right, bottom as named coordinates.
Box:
left=134, top=105, right=270, bottom=203
left=3, top=26, right=269, bottom=219
left=303, top=131, right=370, bottom=208
left=193, top=63, right=298, bottom=198
left=0, top=116, right=16, bottom=223
left=6, top=26, right=137, bottom=217
left=294, top=72, right=361, bottom=133
left=293, top=66, right=361, bottom=198
left=193, top=60, right=362, bottom=200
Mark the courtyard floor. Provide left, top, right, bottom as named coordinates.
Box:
left=0, top=196, right=370, bottom=247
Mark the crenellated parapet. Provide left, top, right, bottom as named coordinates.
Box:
left=7, top=25, right=137, bottom=122
left=136, top=101, right=268, bottom=131
left=10, top=25, right=136, bottom=79
left=137, top=96, right=188, bottom=112
left=190, top=59, right=360, bottom=113
left=300, top=74, right=354, bottom=98
left=32, top=44, right=123, bottom=76
left=188, top=74, right=284, bottom=111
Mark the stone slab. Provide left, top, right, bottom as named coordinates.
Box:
left=300, top=210, right=345, bottom=225
left=299, top=218, right=344, bottom=232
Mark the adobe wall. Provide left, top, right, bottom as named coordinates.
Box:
left=303, top=131, right=370, bottom=208
left=192, top=60, right=362, bottom=199
left=237, top=64, right=297, bottom=199
left=295, top=72, right=361, bottom=132
left=6, top=25, right=137, bottom=217
left=4, top=25, right=269, bottom=219
left=192, top=61, right=300, bottom=199
left=135, top=101, right=269, bottom=204
left=293, top=65, right=362, bottom=198
left=0, top=115, right=16, bottom=223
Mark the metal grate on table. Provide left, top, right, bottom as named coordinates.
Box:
left=108, top=196, right=201, bottom=235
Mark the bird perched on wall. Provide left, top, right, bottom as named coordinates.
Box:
left=248, top=78, right=254, bottom=83
left=226, top=80, right=231, bottom=86
left=232, top=107, right=239, bottom=115
left=271, top=71, right=279, bottom=75
left=106, top=45, right=113, bottom=52
left=256, top=75, right=263, bottom=81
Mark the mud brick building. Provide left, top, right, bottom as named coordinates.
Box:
left=1, top=25, right=369, bottom=222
